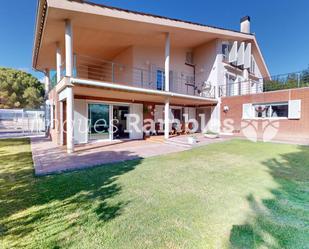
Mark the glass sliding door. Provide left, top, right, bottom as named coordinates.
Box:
left=113, top=105, right=129, bottom=139
left=88, top=104, right=110, bottom=141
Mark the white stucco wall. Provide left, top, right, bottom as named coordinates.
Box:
left=74, top=99, right=88, bottom=144
left=194, top=39, right=221, bottom=91
left=112, top=46, right=134, bottom=84
left=128, top=103, right=143, bottom=139
left=131, top=45, right=194, bottom=94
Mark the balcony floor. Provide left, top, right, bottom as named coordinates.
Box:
left=71, top=77, right=217, bottom=106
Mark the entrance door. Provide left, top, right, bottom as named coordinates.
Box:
left=113, top=105, right=129, bottom=139
left=88, top=104, right=110, bottom=141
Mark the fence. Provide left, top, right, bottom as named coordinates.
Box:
left=0, top=109, right=45, bottom=138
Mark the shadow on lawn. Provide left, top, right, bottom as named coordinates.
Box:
left=229, top=145, right=309, bottom=249
left=0, top=139, right=141, bottom=247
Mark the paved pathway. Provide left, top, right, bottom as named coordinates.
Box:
left=31, top=134, right=229, bottom=175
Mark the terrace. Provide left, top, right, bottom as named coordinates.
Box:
left=219, top=69, right=309, bottom=97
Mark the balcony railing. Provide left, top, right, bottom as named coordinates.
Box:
left=219, top=70, right=309, bottom=97
left=74, top=54, right=216, bottom=98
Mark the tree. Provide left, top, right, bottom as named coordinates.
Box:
left=0, top=67, right=44, bottom=109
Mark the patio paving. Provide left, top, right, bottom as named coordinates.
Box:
left=31, top=134, right=229, bottom=175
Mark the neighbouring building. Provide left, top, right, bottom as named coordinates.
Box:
left=33, top=0, right=307, bottom=153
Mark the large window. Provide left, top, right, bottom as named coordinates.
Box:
left=254, top=102, right=288, bottom=118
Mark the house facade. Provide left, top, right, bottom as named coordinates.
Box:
left=34, top=0, right=291, bottom=153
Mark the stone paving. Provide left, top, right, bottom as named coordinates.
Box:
left=31, top=134, right=230, bottom=175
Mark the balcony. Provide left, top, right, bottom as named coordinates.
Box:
left=219, top=70, right=309, bottom=97
left=62, top=54, right=216, bottom=99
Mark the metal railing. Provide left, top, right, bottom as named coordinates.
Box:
left=74, top=54, right=216, bottom=98
left=219, top=70, right=309, bottom=97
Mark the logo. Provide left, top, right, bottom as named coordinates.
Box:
left=241, top=119, right=280, bottom=142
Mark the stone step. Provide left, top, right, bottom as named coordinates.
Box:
left=164, top=139, right=192, bottom=148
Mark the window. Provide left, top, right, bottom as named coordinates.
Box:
left=222, top=42, right=230, bottom=61
left=156, top=70, right=165, bottom=90
left=254, top=102, right=288, bottom=118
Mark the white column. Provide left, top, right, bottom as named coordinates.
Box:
left=164, top=33, right=170, bottom=139
left=66, top=86, right=74, bottom=153
left=65, top=19, right=73, bottom=77
left=56, top=43, right=61, bottom=83
left=44, top=69, right=50, bottom=96
left=243, top=68, right=249, bottom=94
left=165, top=32, right=170, bottom=92
left=59, top=101, right=63, bottom=145
left=65, top=19, right=74, bottom=153
left=164, top=98, right=170, bottom=139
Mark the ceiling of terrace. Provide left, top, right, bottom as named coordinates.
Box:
left=36, top=6, right=251, bottom=70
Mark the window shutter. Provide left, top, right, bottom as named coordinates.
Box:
left=244, top=43, right=251, bottom=69
left=288, top=100, right=301, bottom=119
left=242, top=103, right=253, bottom=119
left=229, top=41, right=238, bottom=63
left=237, top=42, right=245, bottom=66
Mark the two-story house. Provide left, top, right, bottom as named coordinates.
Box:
left=33, top=0, right=270, bottom=153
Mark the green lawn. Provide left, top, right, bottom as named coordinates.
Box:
left=0, top=138, right=308, bottom=249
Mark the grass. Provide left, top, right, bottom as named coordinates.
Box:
left=0, top=138, right=308, bottom=249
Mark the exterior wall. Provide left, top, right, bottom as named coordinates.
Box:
left=131, top=45, right=194, bottom=94
left=72, top=98, right=144, bottom=144
left=194, top=39, right=220, bottom=90
left=74, top=99, right=88, bottom=144
left=221, top=88, right=309, bottom=143
left=48, top=88, right=61, bottom=145
left=112, top=46, right=134, bottom=84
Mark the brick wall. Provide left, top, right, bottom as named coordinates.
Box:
left=48, top=88, right=61, bottom=145
left=221, top=87, right=309, bottom=143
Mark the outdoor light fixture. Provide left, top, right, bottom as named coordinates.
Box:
left=223, top=105, right=229, bottom=112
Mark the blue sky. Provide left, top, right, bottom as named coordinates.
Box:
left=0, top=0, right=308, bottom=80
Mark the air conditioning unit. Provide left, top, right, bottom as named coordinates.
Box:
left=185, top=52, right=194, bottom=65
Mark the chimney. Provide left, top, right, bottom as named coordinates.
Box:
left=240, top=16, right=251, bottom=33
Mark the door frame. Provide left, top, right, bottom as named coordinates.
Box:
left=86, top=101, right=131, bottom=143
